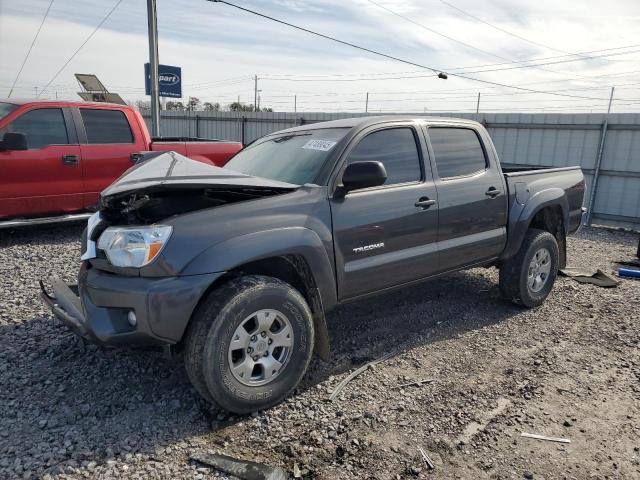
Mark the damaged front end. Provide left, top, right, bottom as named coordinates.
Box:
left=98, top=150, right=299, bottom=225
left=40, top=151, right=300, bottom=347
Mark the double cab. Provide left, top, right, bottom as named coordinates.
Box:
left=42, top=116, right=586, bottom=413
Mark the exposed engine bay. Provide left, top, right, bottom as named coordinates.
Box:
left=100, top=186, right=293, bottom=225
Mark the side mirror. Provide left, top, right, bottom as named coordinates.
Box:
left=342, top=161, right=387, bottom=192
left=0, top=132, right=28, bottom=151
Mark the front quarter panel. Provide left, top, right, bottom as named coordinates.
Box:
left=182, top=227, right=338, bottom=310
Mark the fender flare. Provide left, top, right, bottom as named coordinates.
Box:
left=502, top=187, right=569, bottom=260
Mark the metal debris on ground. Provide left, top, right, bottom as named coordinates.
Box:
left=617, top=259, right=640, bottom=268
left=418, top=446, right=435, bottom=470
left=329, top=352, right=394, bottom=401
left=559, top=267, right=619, bottom=288
left=191, top=452, right=288, bottom=480
left=392, top=378, right=434, bottom=390
left=521, top=432, right=571, bottom=444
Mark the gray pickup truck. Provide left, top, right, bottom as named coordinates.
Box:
left=41, top=116, right=586, bottom=413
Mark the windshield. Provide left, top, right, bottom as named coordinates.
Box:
left=0, top=102, right=18, bottom=122
left=225, top=128, right=350, bottom=185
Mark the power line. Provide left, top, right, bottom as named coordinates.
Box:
left=38, top=0, right=124, bottom=97
left=209, top=0, right=626, bottom=101
left=184, top=75, right=253, bottom=88
left=208, top=1, right=444, bottom=75
left=252, top=43, right=640, bottom=82
left=438, top=0, right=595, bottom=60
left=364, top=0, right=595, bottom=79
left=261, top=81, right=640, bottom=99
left=258, top=47, right=640, bottom=82
left=8, top=0, right=55, bottom=98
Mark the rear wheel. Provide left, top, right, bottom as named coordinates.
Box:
left=499, top=229, right=559, bottom=308
left=183, top=275, right=314, bottom=413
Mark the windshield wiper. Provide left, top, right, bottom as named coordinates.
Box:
left=273, top=133, right=311, bottom=143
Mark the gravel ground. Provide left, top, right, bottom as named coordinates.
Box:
left=1, top=224, right=639, bottom=480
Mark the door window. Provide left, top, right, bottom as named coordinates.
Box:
left=428, top=128, right=487, bottom=179
left=346, top=127, right=422, bottom=186
left=3, top=108, right=68, bottom=149
left=80, top=109, right=134, bottom=144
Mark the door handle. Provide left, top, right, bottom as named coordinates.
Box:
left=415, top=197, right=437, bottom=209
left=62, top=154, right=79, bottom=165
left=485, top=187, right=501, bottom=198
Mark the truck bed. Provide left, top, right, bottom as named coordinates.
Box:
left=501, top=163, right=581, bottom=175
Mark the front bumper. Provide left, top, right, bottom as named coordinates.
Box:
left=40, top=264, right=223, bottom=346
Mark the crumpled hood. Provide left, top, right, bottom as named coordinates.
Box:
left=101, top=150, right=298, bottom=200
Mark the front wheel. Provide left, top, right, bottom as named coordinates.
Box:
left=183, top=275, right=314, bottom=413
left=499, top=229, right=559, bottom=308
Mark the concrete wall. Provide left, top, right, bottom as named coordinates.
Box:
left=141, top=110, right=640, bottom=229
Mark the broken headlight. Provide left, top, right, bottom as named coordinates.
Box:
left=97, top=225, right=172, bottom=268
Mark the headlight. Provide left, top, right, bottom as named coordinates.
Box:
left=97, top=225, right=172, bottom=268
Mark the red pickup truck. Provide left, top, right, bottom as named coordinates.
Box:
left=0, top=99, right=242, bottom=226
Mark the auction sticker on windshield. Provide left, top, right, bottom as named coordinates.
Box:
left=302, top=139, right=337, bottom=151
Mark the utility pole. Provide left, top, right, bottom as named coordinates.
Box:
left=147, top=0, right=161, bottom=137
left=476, top=92, right=480, bottom=120
left=606, top=86, right=615, bottom=114
left=254, top=75, right=258, bottom=112
left=365, top=92, right=369, bottom=113
left=34, top=86, right=38, bottom=98
left=586, top=86, right=615, bottom=226
left=294, top=95, right=297, bottom=113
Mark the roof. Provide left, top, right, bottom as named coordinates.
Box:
left=268, top=115, right=481, bottom=135
left=0, top=98, right=129, bottom=108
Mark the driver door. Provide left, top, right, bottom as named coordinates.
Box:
left=0, top=107, right=83, bottom=218
left=330, top=124, right=439, bottom=300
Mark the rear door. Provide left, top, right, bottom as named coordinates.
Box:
left=425, top=126, right=507, bottom=271
left=0, top=107, right=82, bottom=218
left=330, top=124, right=439, bottom=300
left=75, top=107, right=139, bottom=208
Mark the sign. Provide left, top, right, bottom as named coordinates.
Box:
left=144, top=63, right=182, bottom=98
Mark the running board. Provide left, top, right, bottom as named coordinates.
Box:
left=0, top=213, right=92, bottom=229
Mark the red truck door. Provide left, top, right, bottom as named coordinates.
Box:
left=0, top=107, right=83, bottom=219
left=74, top=107, right=144, bottom=208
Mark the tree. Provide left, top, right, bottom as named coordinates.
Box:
left=187, top=96, right=201, bottom=111
left=261, top=107, right=273, bottom=112
left=166, top=101, right=185, bottom=111
left=203, top=102, right=221, bottom=112
left=227, top=102, right=254, bottom=112
left=134, top=100, right=150, bottom=110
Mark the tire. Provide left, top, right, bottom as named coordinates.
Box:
left=183, top=275, right=315, bottom=413
left=499, top=228, right=559, bottom=308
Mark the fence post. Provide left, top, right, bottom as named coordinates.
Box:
left=195, top=115, right=200, bottom=138
left=241, top=115, right=246, bottom=145
left=586, top=86, right=615, bottom=226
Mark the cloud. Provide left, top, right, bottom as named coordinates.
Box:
left=1, top=0, right=639, bottom=112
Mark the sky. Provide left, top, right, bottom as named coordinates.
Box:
left=1, top=0, right=640, bottom=113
